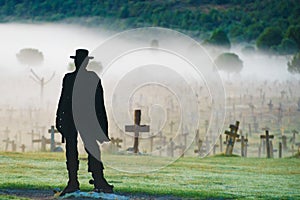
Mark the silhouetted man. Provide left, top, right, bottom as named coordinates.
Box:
left=56, top=49, right=113, bottom=196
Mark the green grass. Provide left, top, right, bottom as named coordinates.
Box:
left=0, top=152, right=299, bottom=199
left=0, top=195, right=29, bottom=200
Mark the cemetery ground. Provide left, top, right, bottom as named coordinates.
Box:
left=0, top=152, right=299, bottom=200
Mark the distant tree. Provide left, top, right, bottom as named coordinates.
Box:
left=214, top=52, right=243, bottom=78
left=286, top=25, right=300, bottom=49
left=68, top=62, right=75, bottom=71
left=256, top=27, right=283, bottom=52
left=204, top=29, right=231, bottom=49
left=241, top=45, right=255, bottom=55
left=288, top=52, right=300, bottom=74
left=16, top=48, right=44, bottom=67
left=277, top=38, right=298, bottom=55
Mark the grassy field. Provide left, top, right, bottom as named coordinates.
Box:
left=0, top=152, right=299, bottom=199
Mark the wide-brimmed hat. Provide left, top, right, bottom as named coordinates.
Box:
left=70, top=49, right=94, bottom=60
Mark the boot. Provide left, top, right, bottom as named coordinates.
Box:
left=91, top=162, right=113, bottom=193
left=92, top=171, right=114, bottom=193
left=60, top=161, right=80, bottom=196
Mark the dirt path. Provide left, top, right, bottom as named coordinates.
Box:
left=0, top=189, right=185, bottom=200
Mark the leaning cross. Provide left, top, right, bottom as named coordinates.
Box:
left=260, top=130, right=274, bottom=158
left=224, top=121, right=240, bottom=155
left=125, top=110, right=150, bottom=154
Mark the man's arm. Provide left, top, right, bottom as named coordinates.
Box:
left=95, top=79, right=109, bottom=141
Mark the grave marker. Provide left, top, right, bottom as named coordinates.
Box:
left=111, top=137, right=123, bottom=148
left=237, top=132, right=248, bottom=157
left=125, top=110, right=150, bottom=154
left=224, top=121, right=240, bottom=155
left=194, top=129, right=203, bottom=156
left=260, top=130, right=274, bottom=158
left=48, top=125, right=60, bottom=152
left=167, top=138, right=175, bottom=157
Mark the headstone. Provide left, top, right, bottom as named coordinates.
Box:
left=125, top=110, right=150, bottom=154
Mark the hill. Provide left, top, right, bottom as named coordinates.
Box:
left=0, top=0, right=299, bottom=44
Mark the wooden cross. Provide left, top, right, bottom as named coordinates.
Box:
left=253, top=116, right=259, bottom=132
left=169, top=121, right=175, bottom=135
left=268, top=100, right=273, bottom=112
left=204, top=135, right=211, bottom=155
left=194, top=129, right=203, bottom=156
left=48, top=125, right=60, bottom=152
left=224, top=121, right=240, bottom=155
left=175, top=143, right=185, bottom=157
left=204, top=120, right=209, bottom=133
left=260, top=130, right=274, bottom=158
left=3, top=138, right=12, bottom=151
left=167, top=138, right=175, bottom=157
left=279, top=128, right=288, bottom=150
left=111, top=137, right=123, bottom=148
left=279, top=142, right=283, bottom=158
left=20, top=144, right=26, bottom=152
left=33, top=136, right=50, bottom=152
left=181, top=130, right=189, bottom=149
left=219, top=134, right=223, bottom=153
left=149, top=132, right=160, bottom=153
left=237, top=132, right=249, bottom=157
left=291, top=130, right=298, bottom=145
left=27, top=130, right=40, bottom=149
left=125, top=110, right=150, bottom=154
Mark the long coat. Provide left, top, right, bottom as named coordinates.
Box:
left=56, top=70, right=109, bottom=143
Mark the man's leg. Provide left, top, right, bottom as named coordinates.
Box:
left=85, top=146, right=113, bottom=193
left=60, top=131, right=80, bottom=196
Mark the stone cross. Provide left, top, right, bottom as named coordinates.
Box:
left=260, top=130, right=274, bottom=158
left=125, top=110, right=150, bottom=154
left=224, top=121, right=240, bottom=155
left=48, top=125, right=60, bottom=152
